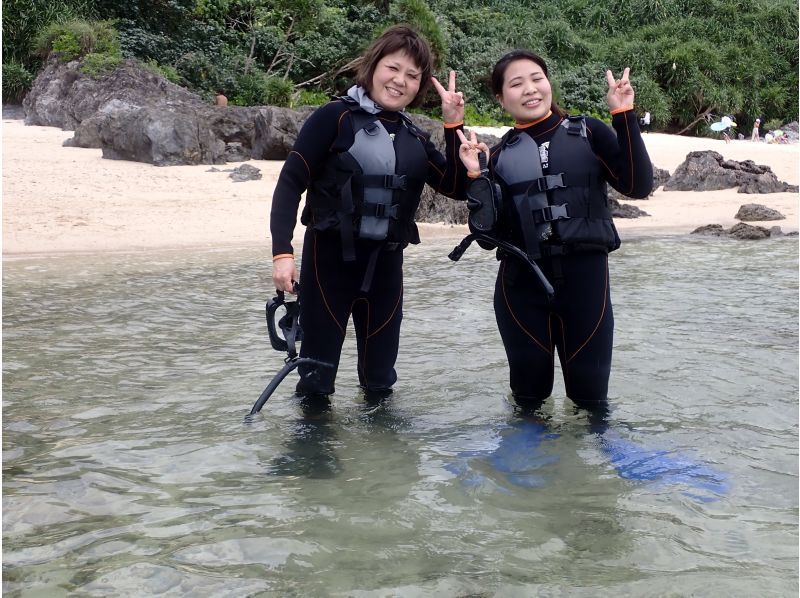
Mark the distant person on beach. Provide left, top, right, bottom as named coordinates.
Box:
left=640, top=111, right=651, bottom=132
left=214, top=91, right=228, bottom=106
left=751, top=118, right=761, bottom=141
left=454, top=50, right=653, bottom=414
left=270, top=25, right=467, bottom=403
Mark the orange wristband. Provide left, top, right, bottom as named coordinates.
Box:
left=467, top=170, right=481, bottom=179
left=272, top=253, right=293, bottom=261
left=444, top=121, right=464, bottom=128
left=610, top=106, right=634, bottom=115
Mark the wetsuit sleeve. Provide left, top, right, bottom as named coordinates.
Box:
left=586, top=111, right=653, bottom=199
left=422, top=124, right=469, bottom=200
left=269, top=102, right=349, bottom=256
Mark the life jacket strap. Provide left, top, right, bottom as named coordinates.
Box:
left=360, top=201, right=399, bottom=219
left=356, top=173, right=409, bottom=190
left=340, top=175, right=357, bottom=261
left=533, top=204, right=570, bottom=224
left=508, top=172, right=602, bottom=196
left=360, top=246, right=382, bottom=293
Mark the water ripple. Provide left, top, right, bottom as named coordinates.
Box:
left=3, top=239, right=797, bottom=594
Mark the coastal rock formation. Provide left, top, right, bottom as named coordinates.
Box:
left=229, top=164, right=262, bottom=182
left=735, top=203, right=785, bottom=221
left=610, top=197, right=649, bottom=218
left=607, top=165, right=670, bottom=203
left=251, top=106, right=311, bottom=160
left=23, top=58, right=204, bottom=130
left=664, top=150, right=798, bottom=193
left=691, top=222, right=796, bottom=239
left=24, top=57, right=312, bottom=165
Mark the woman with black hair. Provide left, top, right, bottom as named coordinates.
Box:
left=270, top=25, right=466, bottom=402
left=457, top=50, right=653, bottom=412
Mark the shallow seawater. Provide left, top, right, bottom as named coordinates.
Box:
left=3, top=236, right=798, bottom=596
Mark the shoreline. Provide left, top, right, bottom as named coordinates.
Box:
left=3, top=117, right=798, bottom=258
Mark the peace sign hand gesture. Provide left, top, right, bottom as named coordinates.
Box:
left=606, top=67, right=635, bottom=111
left=432, top=70, right=465, bottom=124
left=456, top=128, right=490, bottom=173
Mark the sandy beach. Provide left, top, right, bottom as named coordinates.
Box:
left=2, top=115, right=798, bottom=256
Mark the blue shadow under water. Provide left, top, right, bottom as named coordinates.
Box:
left=598, top=433, right=730, bottom=502
left=445, top=420, right=560, bottom=492
left=446, top=414, right=729, bottom=502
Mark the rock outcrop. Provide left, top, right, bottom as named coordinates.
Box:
left=691, top=222, right=796, bottom=239
left=23, top=59, right=204, bottom=131
left=664, top=150, right=798, bottom=193
left=735, top=203, right=785, bottom=222
left=24, top=58, right=312, bottom=166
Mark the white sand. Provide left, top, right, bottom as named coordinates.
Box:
left=2, top=117, right=798, bottom=257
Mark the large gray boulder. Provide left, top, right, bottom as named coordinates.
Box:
left=97, top=106, right=226, bottom=165
left=23, top=58, right=204, bottom=130
left=664, top=150, right=798, bottom=193
left=24, top=57, right=312, bottom=165
left=735, top=203, right=785, bottom=221
left=251, top=106, right=310, bottom=160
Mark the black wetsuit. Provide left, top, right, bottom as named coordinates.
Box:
left=270, top=99, right=464, bottom=396
left=484, top=109, right=652, bottom=407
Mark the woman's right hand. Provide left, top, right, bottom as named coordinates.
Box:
left=272, top=256, right=298, bottom=294
left=456, top=128, right=490, bottom=173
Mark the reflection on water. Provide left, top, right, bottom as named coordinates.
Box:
left=3, top=237, right=798, bottom=596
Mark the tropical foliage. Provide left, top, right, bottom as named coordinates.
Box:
left=3, top=0, right=797, bottom=132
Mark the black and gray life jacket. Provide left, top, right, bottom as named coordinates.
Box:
left=303, top=97, right=429, bottom=261
left=494, top=116, right=620, bottom=258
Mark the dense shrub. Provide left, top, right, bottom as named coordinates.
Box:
left=137, top=59, right=182, bottom=85
left=33, top=19, right=120, bottom=61
left=79, top=52, right=123, bottom=77
left=231, top=72, right=293, bottom=107
left=2, top=61, right=34, bottom=103
left=2, top=0, right=794, bottom=131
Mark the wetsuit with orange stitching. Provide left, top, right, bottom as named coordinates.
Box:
left=487, top=109, right=652, bottom=407
left=270, top=99, right=465, bottom=397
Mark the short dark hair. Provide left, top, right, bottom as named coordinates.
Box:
left=491, top=49, right=565, bottom=117
left=354, top=24, right=433, bottom=109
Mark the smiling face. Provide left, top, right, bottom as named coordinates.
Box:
left=369, top=50, right=422, bottom=112
left=497, top=58, right=553, bottom=123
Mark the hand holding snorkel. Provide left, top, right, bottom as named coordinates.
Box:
left=272, top=255, right=298, bottom=295
left=605, top=67, right=635, bottom=111
left=432, top=70, right=465, bottom=125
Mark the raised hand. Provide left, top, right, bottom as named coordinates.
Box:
left=456, top=128, right=490, bottom=173
left=606, top=67, right=635, bottom=111
left=432, top=70, right=465, bottom=124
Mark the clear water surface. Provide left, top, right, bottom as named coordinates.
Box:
left=3, top=236, right=798, bottom=596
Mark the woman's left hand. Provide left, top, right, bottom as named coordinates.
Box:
left=432, top=70, right=465, bottom=124
left=606, top=67, right=635, bottom=111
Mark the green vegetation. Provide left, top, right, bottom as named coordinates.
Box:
left=2, top=61, right=34, bottom=103
left=3, top=0, right=797, bottom=135
left=33, top=19, right=120, bottom=61
left=79, top=51, right=123, bottom=77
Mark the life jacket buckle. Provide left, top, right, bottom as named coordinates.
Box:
left=531, top=173, right=566, bottom=193
left=383, top=174, right=407, bottom=190
left=370, top=202, right=399, bottom=219
left=534, top=203, right=570, bottom=223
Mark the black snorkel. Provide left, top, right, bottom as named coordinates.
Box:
left=449, top=152, right=555, bottom=300
left=449, top=233, right=554, bottom=299
left=248, top=285, right=333, bottom=417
